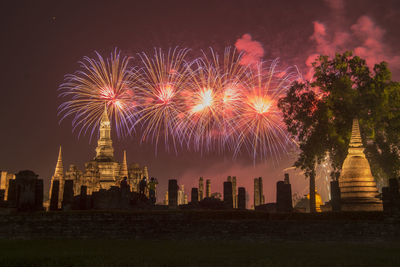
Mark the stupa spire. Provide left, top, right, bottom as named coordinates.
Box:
left=120, top=150, right=128, bottom=178
left=338, top=118, right=382, bottom=211
left=349, top=118, right=363, bottom=148
left=95, top=104, right=114, bottom=160
left=101, top=104, right=110, bottom=124
left=54, top=145, right=64, bottom=177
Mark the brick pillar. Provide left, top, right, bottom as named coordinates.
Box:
left=206, top=179, right=211, bottom=198
left=276, top=180, right=293, bottom=212
left=259, top=177, right=264, bottom=204
left=191, top=188, right=198, bottom=204
left=62, top=180, right=74, bottom=210
left=49, top=180, right=59, bottom=211
left=330, top=180, right=341, bottom=211
left=224, top=181, right=233, bottom=209
left=232, top=176, right=237, bottom=208
left=34, top=179, right=43, bottom=210
left=238, top=187, right=246, bottom=209
left=198, top=177, right=204, bottom=201
left=254, top=178, right=260, bottom=208
left=168, top=179, right=178, bottom=208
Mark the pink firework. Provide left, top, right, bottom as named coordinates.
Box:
left=58, top=49, right=137, bottom=138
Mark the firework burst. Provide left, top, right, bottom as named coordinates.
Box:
left=59, top=47, right=300, bottom=162
left=234, top=59, right=300, bottom=161
left=58, top=49, right=136, bottom=138
left=133, top=47, right=191, bottom=152
left=183, top=47, right=250, bottom=153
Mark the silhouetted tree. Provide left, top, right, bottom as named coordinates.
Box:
left=278, top=51, right=400, bottom=212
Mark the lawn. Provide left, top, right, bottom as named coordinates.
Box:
left=0, top=239, right=398, bottom=266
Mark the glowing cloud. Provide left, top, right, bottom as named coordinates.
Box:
left=305, top=2, right=400, bottom=80
left=235, top=34, right=265, bottom=68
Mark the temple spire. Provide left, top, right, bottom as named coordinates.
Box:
left=349, top=118, right=363, bottom=148
left=95, top=105, right=114, bottom=160
left=101, top=104, right=110, bottom=124
left=120, top=150, right=128, bottom=178
left=54, top=145, right=63, bottom=177
left=348, top=118, right=365, bottom=156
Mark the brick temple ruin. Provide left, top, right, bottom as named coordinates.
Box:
left=0, top=118, right=395, bottom=213
left=49, top=106, right=153, bottom=209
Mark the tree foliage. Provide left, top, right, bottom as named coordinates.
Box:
left=278, top=51, right=400, bottom=185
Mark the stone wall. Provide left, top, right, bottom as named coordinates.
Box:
left=0, top=210, right=398, bottom=241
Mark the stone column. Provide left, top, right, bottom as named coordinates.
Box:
left=238, top=187, right=246, bottom=209
left=276, top=174, right=293, bottom=213
left=14, top=171, right=39, bottom=211
left=62, top=180, right=74, bottom=210
left=80, top=185, right=88, bottom=210
left=223, top=181, right=233, bottom=209
left=382, top=186, right=390, bottom=212
left=254, top=178, right=260, bottom=208
left=7, top=179, right=16, bottom=207
left=164, top=191, right=168, bottom=205
left=49, top=180, right=60, bottom=211
left=385, top=178, right=400, bottom=213
left=232, top=176, right=237, bottom=208
left=259, top=177, right=264, bottom=204
left=34, top=179, right=43, bottom=210
left=330, top=180, right=341, bottom=211
left=168, top=179, right=178, bottom=208
left=191, top=188, right=198, bottom=204
left=309, top=172, right=316, bottom=213
left=198, top=177, right=204, bottom=201
left=206, top=179, right=211, bottom=198
left=389, top=178, right=399, bottom=196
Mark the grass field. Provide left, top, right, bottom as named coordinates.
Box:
left=0, top=239, right=398, bottom=266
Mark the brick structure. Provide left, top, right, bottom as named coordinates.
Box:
left=168, top=179, right=178, bottom=208
left=223, top=181, right=233, bottom=209
left=254, top=177, right=263, bottom=208
left=206, top=179, right=211, bottom=198
left=191, top=188, right=198, bottom=204
left=62, top=180, right=74, bottom=210
left=238, top=187, right=246, bottom=210
left=276, top=173, right=293, bottom=213
left=198, top=177, right=204, bottom=201
left=339, top=119, right=382, bottom=211
left=49, top=106, right=151, bottom=206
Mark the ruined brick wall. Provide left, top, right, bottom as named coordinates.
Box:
left=0, top=210, right=398, bottom=241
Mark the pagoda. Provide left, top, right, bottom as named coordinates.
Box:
left=338, top=119, right=383, bottom=211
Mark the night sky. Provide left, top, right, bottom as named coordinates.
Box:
left=1, top=0, right=400, bottom=203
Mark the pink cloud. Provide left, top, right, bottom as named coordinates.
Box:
left=306, top=15, right=400, bottom=80
left=235, top=34, right=264, bottom=67
left=351, top=16, right=400, bottom=71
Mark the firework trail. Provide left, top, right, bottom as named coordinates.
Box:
left=58, top=49, right=136, bottom=138
left=233, top=59, right=300, bottom=161
left=59, top=47, right=300, bottom=161
left=133, top=47, right=191, bottom=153
left=182, top=47, right=250, bottom=154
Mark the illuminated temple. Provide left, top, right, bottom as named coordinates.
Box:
left=49, top=107, right=149, bottom=208
left=338, top=119, right=383, bottom=211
